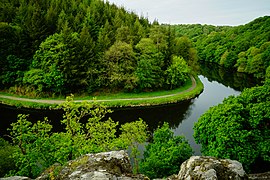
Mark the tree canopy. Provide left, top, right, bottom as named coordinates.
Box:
left=140, top=122, right=192, bottom=179
left=174, top=16, right=270, bottom=79
left=6, top=96, right=149, bottom=178
left=194, top=80, right=270, bottom=172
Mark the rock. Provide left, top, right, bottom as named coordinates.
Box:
left=177, top=156, right=248, bottom=180
left=36, top=150, right=148, bottom=180
left=248, top=171, right=270, bottom=179
left=0, top=176, right=32, bottom=180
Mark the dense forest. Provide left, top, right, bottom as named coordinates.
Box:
left=0, top=0, right=197, bottom=96
left=174, top=16, right=270, bottom=79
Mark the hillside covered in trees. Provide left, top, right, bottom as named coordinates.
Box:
left=172, top=16, right=270, bottom=173
left=174, top=16, right=270, bottom=79
left=0, top=0, right=197, bottom=96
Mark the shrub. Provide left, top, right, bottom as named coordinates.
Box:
left=139, top=122, right=192, bottom=179
left=0, top=138, right=18, bottom=177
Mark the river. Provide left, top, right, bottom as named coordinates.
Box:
left=0, top=63, right=258, bottom=155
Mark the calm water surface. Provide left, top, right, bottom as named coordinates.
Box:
left=173, top=76, right=240, bottom=154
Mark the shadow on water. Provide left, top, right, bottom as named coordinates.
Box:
left=0, top=99, right=194, bottom=139
left=107, top=99, right=194, bottom=132
left=0, top=104, right=64, bottom=138
left=199, top=62, right=262, bottom=91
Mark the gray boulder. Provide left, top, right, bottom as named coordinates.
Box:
left=37, top=150, right=147, bottom=180
left=178, top=156, right=248, bottom=180
left=248, top=171, right=270, bottom=179
left=0, top=176, right=32, bottom=180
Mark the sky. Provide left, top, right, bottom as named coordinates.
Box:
left=106, top=0, right=270, bottom=26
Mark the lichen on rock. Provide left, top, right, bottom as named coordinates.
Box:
left=178, top=156, right=248, bottom=180
left=36, top=150, right=147, bottom=180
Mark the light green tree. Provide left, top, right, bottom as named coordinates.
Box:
left=8, top=95, right=150, bottom=178
left=165, top=56, right=190, bottom=89
left=103, top=41, right=137, bottom=91
left=194, top=81, right=270, bottom=172
left=140, top=122, right=192, bottom=179
left=118, top=119, right=149, bottom=174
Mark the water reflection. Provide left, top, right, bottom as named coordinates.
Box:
left=199, top=62, right=261, bottom=91
left=173, top=76, right=241, bottom=155
left=107, top=99, right=194, bottom=132
left=0, top=100, right=194, bottom=139
left=0, top=104, right=63, bottom=137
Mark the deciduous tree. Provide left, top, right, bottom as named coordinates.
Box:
left=194, top=82, right=270, bottom=172
left=140, top=122, right=192, bottom=179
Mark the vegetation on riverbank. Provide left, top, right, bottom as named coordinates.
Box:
left=194, top=73, right=270, bottom=173
left=0, top=76, right=203, bottom=109
left=174, top=16, right=270, bottom=79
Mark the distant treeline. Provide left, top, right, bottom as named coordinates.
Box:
left=174, top=16, right=270, bottom=79
left=0, top=0, right=196, bottom=96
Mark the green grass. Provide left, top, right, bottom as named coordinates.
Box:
left=0, top=97, right=58, bottom=109
left=0, top=76, right=203, bottom=109
left=75, top=77, right=194, bottom=100
left=100, top=76, right=204, bottom=107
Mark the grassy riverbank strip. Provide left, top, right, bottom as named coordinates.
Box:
left=0, top=76, right=203, bottom=109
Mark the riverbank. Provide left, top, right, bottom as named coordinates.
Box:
left=0, top=76, right=203, bottom=109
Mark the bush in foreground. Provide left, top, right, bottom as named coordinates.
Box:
left=194, top=80, right=270, bottom=172
left=139, top=122, right=192, bottom=179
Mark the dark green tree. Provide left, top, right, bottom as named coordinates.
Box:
left=135, top=38, right=164, bottom=90
left=2, top=55, right=30, bottom=87
left=0, top=138, right=18, bottom=177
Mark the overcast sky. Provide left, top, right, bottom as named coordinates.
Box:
left=106, top=0, right=270, bottom=26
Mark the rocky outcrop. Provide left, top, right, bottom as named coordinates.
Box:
left=248, top=171, right=270, bottom=179
left=5, top=152, right=267, bottom=180
left=37, top=150, right=147, bottom=180
left=0, top=177, right=31, bottom=180
left=177, top=156, right=248, bottom=180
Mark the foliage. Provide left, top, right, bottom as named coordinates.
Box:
left=174, top=16, right=270, bottom=78
left=118, top=119, right=149, bottom=173
left=135, top=38, right=165, bottom=90
left=0, top=138, right=18, bottom=177
left=194, top=81, right=270, bottom=172
left=9, top=114, right=54, bottom=177
left=103, top=41, right=137, bottom=91
left=7, top=95, right=150, bottom=178
left=140, top=122, right=193, bottom=179
left=0, top=0, right=194, bottom=95
left=266, top=66, right=270, bottom=80
left=165, top=56, right=190, bottom=89
left=174, top=36, right=198, bottom=67
left=1, top=55, right=30, bottom=87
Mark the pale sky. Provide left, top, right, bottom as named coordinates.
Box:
left=106, top=0, right=270, bottom=26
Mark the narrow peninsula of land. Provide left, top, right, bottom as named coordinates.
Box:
left=0, top=76, right=203, bottom=109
